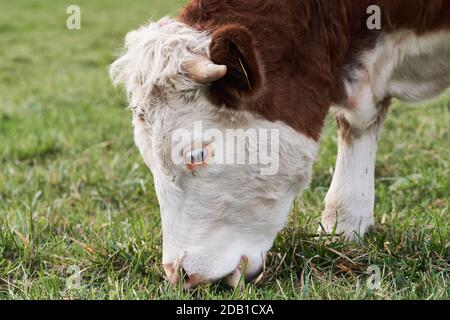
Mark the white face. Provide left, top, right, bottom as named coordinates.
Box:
left=133, top=100, right=317, bottom=287
left=110, top=18, right=318, bottom=287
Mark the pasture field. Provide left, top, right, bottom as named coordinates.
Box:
left=0, top=0, right=448, bottom=300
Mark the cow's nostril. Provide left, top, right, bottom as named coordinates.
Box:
left=164, top=263, right=180, bottom=285
left=164, top=263, right=195, bottom=287
left=183, top=273, right=206, bottom=290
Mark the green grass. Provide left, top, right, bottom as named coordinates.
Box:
left=0, top=0, right=448, bottom=300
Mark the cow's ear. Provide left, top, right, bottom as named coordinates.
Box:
left=208, top=24, right=263, bottom=106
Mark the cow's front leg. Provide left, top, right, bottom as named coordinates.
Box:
left=321, top=101, right=389, bottom=240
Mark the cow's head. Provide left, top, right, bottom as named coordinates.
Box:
left=110, top=18, right=317, bottom=288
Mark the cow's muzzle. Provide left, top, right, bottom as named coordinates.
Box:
left=163, top=256, right=263, bottom=289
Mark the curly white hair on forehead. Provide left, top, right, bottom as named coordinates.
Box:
left=110, top=17, right=211, bottom=110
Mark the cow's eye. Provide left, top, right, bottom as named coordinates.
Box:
left=187, top=148, right=208, bottom=164
left=184, top=145, right=214, bottom=173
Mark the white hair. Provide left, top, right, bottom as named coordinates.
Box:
left=109, top=17, right=211, bottom=111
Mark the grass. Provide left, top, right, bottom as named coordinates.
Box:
left=0, top=0, right=448, bottom=300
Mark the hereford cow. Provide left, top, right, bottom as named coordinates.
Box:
left=110, top=0, right=450, bottom=288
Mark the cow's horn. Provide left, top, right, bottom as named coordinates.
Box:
left=184, top=55, right=227, bottom=84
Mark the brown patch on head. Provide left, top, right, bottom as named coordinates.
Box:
left=179, top=1, right=343, bottom=141
left=178, top=0, right=449, bottom=141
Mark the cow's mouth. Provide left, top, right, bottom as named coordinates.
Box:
left=164, top=256, right=264, bottom=289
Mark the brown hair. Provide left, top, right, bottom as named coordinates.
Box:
left=179, top=0, right=450, bottom=140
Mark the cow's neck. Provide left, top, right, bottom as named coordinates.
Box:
left=179, top=0, right=450, bottom=141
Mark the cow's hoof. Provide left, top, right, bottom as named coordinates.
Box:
left=320, top=209, right=374, bottom=241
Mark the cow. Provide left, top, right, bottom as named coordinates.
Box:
left=110, top=0, right=450, bottom=289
